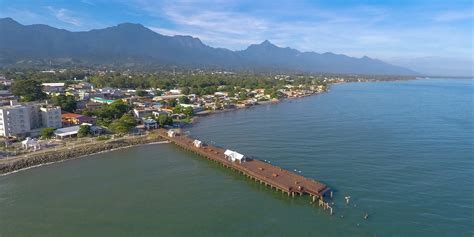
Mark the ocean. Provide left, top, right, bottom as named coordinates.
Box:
left=0, top=78, right=472, bottom=236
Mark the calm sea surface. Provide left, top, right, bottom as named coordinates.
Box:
left=0, top=79, right=473, bottom=236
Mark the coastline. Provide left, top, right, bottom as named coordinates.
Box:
left=0, top=88, right=321, bottom=176
left=0, top=79, right=413, bottom=176
left=0, top=134, right=166, bottom=176
left=191, top=77, right=419, bottom=123
left=192, top=87, right=333, bottom=123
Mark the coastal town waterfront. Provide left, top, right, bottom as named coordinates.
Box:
left=0, top=70, right=411, bottom=167
left=0, top=78, right=472, bottom=236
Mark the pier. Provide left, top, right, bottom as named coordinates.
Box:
left=157, top=129, right=332, bottom=212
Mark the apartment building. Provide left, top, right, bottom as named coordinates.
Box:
left=0, top=101, right=61, bottom=137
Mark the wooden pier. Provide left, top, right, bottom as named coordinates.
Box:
left=157, top=129, right=333, bottom=212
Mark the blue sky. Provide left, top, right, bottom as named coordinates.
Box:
left=0, top=0, right=472, bottom=76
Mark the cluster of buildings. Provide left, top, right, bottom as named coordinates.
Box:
left=0, top=72, right=331, bottom=139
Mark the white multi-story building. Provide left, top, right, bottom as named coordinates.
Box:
left=0, top=104, right=31, bottom=137
left=40, top=106, right=62, bottom=129
left=0, top=101, right=61, bottom=137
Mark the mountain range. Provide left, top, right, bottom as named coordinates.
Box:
left=0, top=17, right=417, bottom=75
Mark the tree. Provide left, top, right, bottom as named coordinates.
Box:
left=136, top=89, right=148, bottom=96
left=172, top=106, right=194, bottom=117
left=157, top=114, right=173, bottom=127
left=109, top=114, right=137, bottom=134
left=109, top=100, right=130, bottom=116
left=181, top=87, right=190, bottom=95
left=238, top=92, right=248, bottom=101
left=40, top=127, right=55, bottom=139
left=78, top=125, right=91, bottom=138
left=166, top=99, right=177, bottom=107
left=93, top=100, right=130, bottom=122
left=178, top=96, right=190, bottom=104
left=51, top=95, right=77, bottom=112
left=182, top=106, right=194, bottom=117
left=11, top=80, right=47, bottom=102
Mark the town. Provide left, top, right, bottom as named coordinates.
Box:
left=0, top=69, right=413, bottom=157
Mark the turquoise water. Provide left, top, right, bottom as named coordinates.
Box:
left=1, top=79, right=473, bottom=236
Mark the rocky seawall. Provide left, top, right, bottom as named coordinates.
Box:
left=0, top=135, right=164, bottom=175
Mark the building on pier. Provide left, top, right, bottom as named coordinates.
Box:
left=167, top=130, right=176, bottom=137
left=224, top=149, right=246, bottom=163
left=193, top=139, right=203, bottom=148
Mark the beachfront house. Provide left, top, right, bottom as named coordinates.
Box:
left=224, top=149, right=246, bottom=163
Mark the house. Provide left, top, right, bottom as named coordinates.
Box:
left=0, top=90, right=15, bottom=106
left=73, top=82, right=93, bottom=90
left=42, top=83, right=65, bottom=94
left=193, top=139, right=203, bottom=148
left=98, top=87, right=123, bottom=97
left=153, top=94, right=183, bottom=101
left=62, top=113, right=96, bottom=126
left=132, top=108, right=157, bottom=120
left=85, top=102, right=103, bottom=110
left=171, top=113, right=186, bottom=120
left=152, top=110, right=169, bottom=118
left=89, top=125, right=105, bottom=135
left=0, top=77, right=13, bottom=86
left=143, top=118, right=158, bottom=129
left=180, top=104, right=204, bottom=113
left=169, top=89, right=182, bottom=95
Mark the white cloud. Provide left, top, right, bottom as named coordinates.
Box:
left=46, top=6, right=82, bottom=26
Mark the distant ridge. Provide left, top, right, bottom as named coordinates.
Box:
left=0, top=17, right=417, bottom=75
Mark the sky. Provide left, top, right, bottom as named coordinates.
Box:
left=0, top=0, right=472, bottom=76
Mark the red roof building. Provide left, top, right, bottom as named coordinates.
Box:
left=62, top=113, right=96, bottom=126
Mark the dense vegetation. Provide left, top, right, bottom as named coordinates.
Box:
left=82, top=100, right=130, bottom=127
left=10, top=79, right=47, bottom=102
left=51, top=95, right=77, bottom=112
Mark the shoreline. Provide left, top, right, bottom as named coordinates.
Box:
left=192, top=78, right=419, bottom=124
left=0, top=134, right=167, bottom=176
left=191, top=88, right=332, bottom=124
left=0, top=79, right=414, bottom=176
left=0, top=141, right=170, bottom=177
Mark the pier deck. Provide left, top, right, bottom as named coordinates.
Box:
left=157, top=130, right=331, bottom=201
